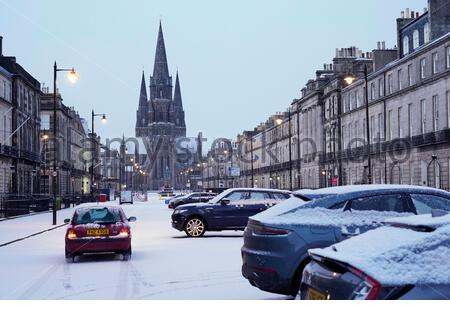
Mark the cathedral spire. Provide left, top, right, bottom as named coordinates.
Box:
left=173, top=71, right=183, bottom=108
left=152, top=21, right=169, bottom=81
left=138, top=70, right=148, bottom=107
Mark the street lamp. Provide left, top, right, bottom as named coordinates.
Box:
left=344, top=65, right=372, bottom=184
left=52, top=62, right=78, bottom=225
left=275, top=110, right=293, bottom=191
left=91, top=109, right=107, bottom=196
left=41, top=130, right=49, bottom=195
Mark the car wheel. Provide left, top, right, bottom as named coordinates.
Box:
left=122, top=247, right=132, bottom=261
left=65, top=249, right=74, bottom=263
left=184, top=218, right=206, bottom=237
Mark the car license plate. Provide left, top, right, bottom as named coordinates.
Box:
left=86, top=229, right=109, bottom=236
left=307, top=287, right=327, bottom=300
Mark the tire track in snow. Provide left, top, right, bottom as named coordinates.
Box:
left=14, top=263, right=61, bottom=299
left=114, top=260, right=130, bottom=299
left=135, top=270, right=241, bottom=299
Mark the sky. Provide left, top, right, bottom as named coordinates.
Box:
left=0, top=0, right=426, bottom=147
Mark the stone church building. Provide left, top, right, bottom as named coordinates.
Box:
left=135, top=22, right=187, bottom=190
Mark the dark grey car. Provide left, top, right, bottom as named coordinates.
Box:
left=301, top=210, right=450, bottom=300
left=241, top=185, right=450, bottom=297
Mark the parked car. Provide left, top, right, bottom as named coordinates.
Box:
left=120, top=191, right=133, bottom=205
left=301, top=210, right=450, bottom=300
left=241, top=185, right=450, bottom=297
left=165, top=193, right=186, bottom=205
left=168, top=192, right=217, bottom=209
left=64, top=205, right=137, bottom=262
left=171, top=188, right=292, bottom=237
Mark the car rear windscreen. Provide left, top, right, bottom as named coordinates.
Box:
left=74, top=208, right=121, bottom=225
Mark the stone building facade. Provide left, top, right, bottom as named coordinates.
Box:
left=40, top=92, right=90, bottom=196
left=0, top=39, right=42, bottom=195
left=0, top=65, right=13, bottom=195
left=205, top=0, right=450, bottom=192
left=135, top=23, right=187, bottom=190
left=341, top=16, right=450, bottom=190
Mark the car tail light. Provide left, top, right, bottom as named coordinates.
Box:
left=252, top=225, right=290, bottom=236
left=66, top=228, right=77, bottom=239
left=350, top=267, right=381, bottom=300
left=118, top=226, right=130, bottom=237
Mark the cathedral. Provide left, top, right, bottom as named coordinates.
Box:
left=135, top=22, right=187, bottom=190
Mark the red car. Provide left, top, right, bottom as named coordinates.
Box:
left=64, top=205, right=136, bottom=262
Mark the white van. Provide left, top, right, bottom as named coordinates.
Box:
left=120, top=191, right=133, bottom=205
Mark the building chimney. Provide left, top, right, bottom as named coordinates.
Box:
left=382, top=41, right=386, bottom=50
left=416, top=12, right=419, bottom=18
left=411, top=10, right=415, bottom=18
left=377, top=41, right=381, bottom=50
left=401, top=11, right=405, bottom=18
left=406, top=8, right=410, bottom=18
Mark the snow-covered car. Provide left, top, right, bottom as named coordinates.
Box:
left=168, top=192, right=217, bottom=209
left=171, top=188, right=292, bottom=237
left=120, top=191, right=133, bottom=205
left=165, top=193, right=185, bottom=205
left=241, top=185, right=450, bottom=297
left=302, top=210, right=450, bottom=300
left=64, top=205, right=137, bottom=262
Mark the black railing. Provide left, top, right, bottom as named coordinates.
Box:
left=0, top=193, right=99, bottom=219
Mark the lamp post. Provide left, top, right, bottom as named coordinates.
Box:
left=276, top=110, right=293, bottom=191
left=41, top=130, right=49, bottom=194
left=90, top=110, right=107, bottom=196
left=52, top=62, right=78, bottom=225
left=344, top=65, right=372, bottom=184
left=249, top=133, right=254, bottom=188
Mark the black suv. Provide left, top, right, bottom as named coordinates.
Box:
left=171, top=188, right=292, bottom=237
left=168, top=192, right=216, bottom=209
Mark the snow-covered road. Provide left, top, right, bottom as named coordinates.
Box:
left=0, top=194, right=285, bottom=300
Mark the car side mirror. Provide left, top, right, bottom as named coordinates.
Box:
left=220, top=198, right=231, bottom=206
left=128, top=216, right=137, bottom=222
left=64, top=218, right=71, bottom=224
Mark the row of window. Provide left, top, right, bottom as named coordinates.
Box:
left=342, top=92, right=450, bottom=146
left=403, top=22, right=431, bottom=56
left=343, top=45, right=450, bottom=114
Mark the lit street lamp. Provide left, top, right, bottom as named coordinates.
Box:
left=90, top=109, right=107, bottom=196
left=52, top=62, right=78, bottom=225
left=275, top=109, right=293, bottom=191
left=344, top=65, right=372, bottom=184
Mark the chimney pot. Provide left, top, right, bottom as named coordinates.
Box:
left=416, top=12, right=419, bottom=18
left=401, top=11, right=405, bottom=18
left=0, top=36, right=3, bottom=56
left=411, top=10, right=415, bottom=18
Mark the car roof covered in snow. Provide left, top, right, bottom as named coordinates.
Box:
left=74, top=203, right=122, bottom=211
left=294, top=184, right=447, bottom=196
left=252, top=185, right=450, bottom=225
left=224, top=188, right=291, bottom=194
left=309, top=213, right=450, bottom=286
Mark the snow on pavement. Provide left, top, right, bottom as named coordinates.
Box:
left=0, top=207, right=75, bottom=245
left=0, top=194, right=284, bottom=300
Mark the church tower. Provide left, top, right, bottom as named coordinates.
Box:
left=135, top=22, right=187, bottom=190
